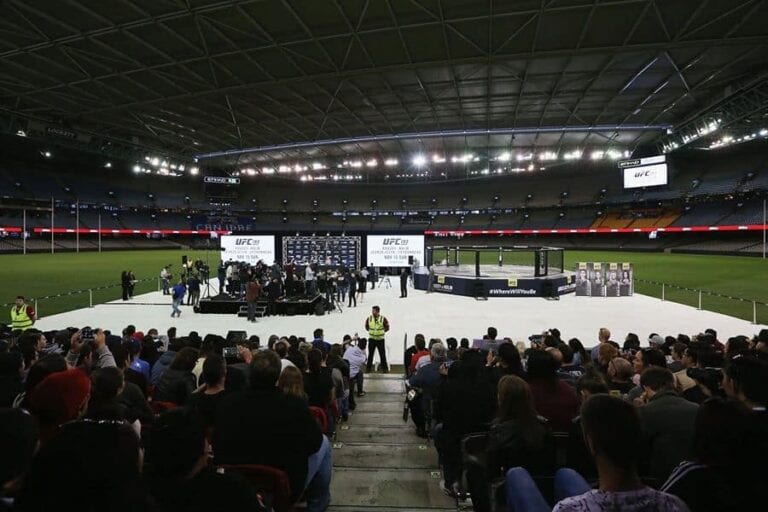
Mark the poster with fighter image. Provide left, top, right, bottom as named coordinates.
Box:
left=366, top=235, right=425, bottom=267
left=606, top=263, right=620, bottom=297
left=590, top=262, right=605, bottom=297
left=575, top=262, right=590, bottom=296
left=220, top=235, right=276, bottom=265
left=619, top=263, right=634, bottom=296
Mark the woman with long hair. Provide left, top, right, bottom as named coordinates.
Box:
left=568, top=338, right=589, bottom=367
left=466, top=375, right=555, bottom=512
left=278, top=366, right=307, bottom=402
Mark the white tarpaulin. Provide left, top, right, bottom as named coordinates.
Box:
left=366, top=235, right=424, bottom=267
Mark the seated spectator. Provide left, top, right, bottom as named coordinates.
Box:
left=408, top=334, right=429, bottom=375
left=752, top=329, right=768, bottom=353
left=274, top=340, right=297, bottom=373
left=590, top=327, right=613, bottom=363
left=14, top=353, right=68, bottom=409
left=117, top=341, right=149, bottom=396
left=28, top=367, right=90, bottom=444
left=680, top=343, right=717, bottom=403
left=407, top=342, right=447, bottom=438
left=226, top=340, right=254, bottom=387
left=488, top=342, right=525, bottom=388
left=723, top=351, right=768, bottom=410
left=576, top=369, right=609, bottom=401
left=65, top=328, right=116, bottom=370
left=0, top=351, right=23, bottom=408
left=311, top=328, right=331, bottom=353
left=214, top=350, right=331, bottom=511
left=151, top=338, right=183, bottom=386
left=606, top=357, right=634, bottom=395
left=567, top=338, right=589, bottom=367
left=126, top=336, right=150, bottom=382
left=661, top=398, right=756, bottom=512
left=434, top=350, right=496, bottom=497
left=504, top=395, right=687, bottom=512
left=146, top=408, right=263, bottom=512
left=191, top=340, right=214, bottom=386
left=111, top=346, right=152, bottom=425
left=18, top=419, right=153, bottom=512
left=446, top=337, right=459, bottom=361
left=627, top=347, right=667, bottom=401
left=343, top=337, right=366, bottom=406
left=465, top=375, right=555, bottom=512
left=526, top=350, right=580, bottom=431
left=189, top=354, right=227, bottom=428
left=596, top=343, right=619, bottom=374
left=304, top=349, right=335, bottom=408
left=668, top=342, right=687, bottom=373
left=557, top=344, right=585, bottom=381
left=86, top=366, right=128, bottom=422
left=415, top=338, right=443, bottom=371
left=278, top=365, right=308, bottom=402
left=623, top=333, right=641, bottom=353
left=0, top=408, right=39, bottom=508
left=637, top=367, right=699, bottom=483
left=154, top=347, right=199, bottom=405
left=326, top=344, right=350, bottom=421
left=725, top=336, right=750, bottom=357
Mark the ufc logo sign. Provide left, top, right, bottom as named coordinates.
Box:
left=383, top=238, right=408, bottom=245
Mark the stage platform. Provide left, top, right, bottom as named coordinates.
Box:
left=197, top=293, right=322, bottom=316
left=415, top=264, right=576, bottom=298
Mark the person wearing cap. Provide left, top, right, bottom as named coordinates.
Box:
left=28, top=368, right=91, bottom=444
left=10, top=296, right=35, bottom=331
left=127, top=334, right=150, bottom=381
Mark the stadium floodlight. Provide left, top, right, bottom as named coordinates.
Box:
left=133, top=165, right=141, bottom=173
left=516, top=153, right=533, bottom=161
left=311, top=162, right=325, bottom=170
left=15, top=130, right=26, bottom=137
left=189, top=167, right=199, bottom=175
left=563, top=150, right=582, bottom=160
left=412, top=154, right=427, bottom=167
left=150, top=157, right=160, bottom=166
left=497, top=152, right=511, bottom=162
left=160, top=160, right=169, bottom=168
left=261, top=167, right=275, bottom=174
left=104, top=162, right=112, bottom=168
left=538, top=151, right=557, bottom=161
left=42, top=151, right=52, bottom=158
left=432, top=154, right=446, bottom=163
left=349, top=160, right=363, bottom=168
left=590, top=151, right=604, bottom=160
left=527, top=163, right=535, bottom=171
left=278, top=165, right=291, bottom=173
left=366, top=159, right=378, bottom=168
left=606, top=150, right=622, bottom=160
left=384, top=158, right=398, bottom=166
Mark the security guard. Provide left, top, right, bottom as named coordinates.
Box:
left=10, top=295, right=36, bottom=331
left=365, top=305, right=390, bottom=372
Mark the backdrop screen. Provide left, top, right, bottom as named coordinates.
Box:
left=367, top=235, right=425, bottom=267
left=220, top=235, right=276, bottom=265
left=283, top=236, right=360, bottom=269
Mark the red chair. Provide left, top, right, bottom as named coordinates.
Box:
left=150, top=401, right=178, bottom=415
left=309, top=406, right=328, bottom=434
left=217, top=464, right=293, bottom=512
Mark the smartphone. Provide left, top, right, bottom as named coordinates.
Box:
left=81, top=327, right=95, bottom=341
left=222, top=346, right=238, bottom=358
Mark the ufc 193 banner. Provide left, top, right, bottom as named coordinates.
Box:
left=575, top=262, right=633, bottom=297
left=366, top=235, right=425, bottom=267
left=220, top=235, right=276, bottom=265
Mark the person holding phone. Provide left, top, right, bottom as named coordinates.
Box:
left=65, top=327, right=116, bottom=369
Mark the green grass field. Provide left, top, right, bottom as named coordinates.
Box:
left=0, top=249, right=766, bottom=323
left=0, top=250, right=211, bottom=318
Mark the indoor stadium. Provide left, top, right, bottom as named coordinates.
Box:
left=1, top=1, right=767, bottom=511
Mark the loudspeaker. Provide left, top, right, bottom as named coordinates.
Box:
left=408, top=255, right=414, bottom=265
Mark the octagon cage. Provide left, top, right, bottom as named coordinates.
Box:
left=427, top=246, right=565, bottom=278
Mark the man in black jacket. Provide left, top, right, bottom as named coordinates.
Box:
left=214, top=351, right=332, bottom=511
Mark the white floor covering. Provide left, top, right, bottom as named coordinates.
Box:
left=35, top=279, right=766, bottom=365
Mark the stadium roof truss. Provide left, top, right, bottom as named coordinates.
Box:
left=0, top=0, right=766, bottom=166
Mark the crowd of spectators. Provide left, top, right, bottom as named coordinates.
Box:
left=0, top=322, right=376, bottom=512
left=404, top=326, right=768, bottom=512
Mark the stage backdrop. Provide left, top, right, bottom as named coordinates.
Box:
left=283, top=236, right=360, bottom=269
left=575, top=262, right=634, bottom=297
left=366, top=235, right=425, bottom=267
left=220, top=235, right=276, bottom=265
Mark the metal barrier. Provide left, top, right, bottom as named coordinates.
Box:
left=2, top=278, right=161, bottom=319
left=634, top=278, right=768, bottom=325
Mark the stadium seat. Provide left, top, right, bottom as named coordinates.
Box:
left=217, top=464, right=294, bottom=512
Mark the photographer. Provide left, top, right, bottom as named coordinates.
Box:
left=160, top=266, right=171, bottom=295
left=65, top=328, right=116, bottom=369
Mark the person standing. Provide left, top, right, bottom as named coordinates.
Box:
left=160, top=266, right=171, bottom=295
left=346, top=270, right=357, bottom=308
left=400, top=268, right=408, bottom=298
left=246, top=277, right=261, bottom=323
left=305, top=263, right=316, bottom=296
left=120, top=271, right=130, bottom=301
left=356, top=271, right=366, bottom=304
left=365, top=305, right=390, bottom=373
left=171, top=280, right=186, bottom=318
left=217, top=262, right=226, bottom=295
left=127, top=270, right=136, bottom=299
left=427, top=266, right=435, bottom=293
left=10, top=296, right=36, bottom=331
left=187, top=273, right=201, bottom=307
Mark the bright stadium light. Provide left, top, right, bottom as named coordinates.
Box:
left=760, top=129, right=768, bottom=137
left=497, top=152, right=511, bottom=162
left=563, top=150, right=582, bottom=160
left=104, top=162, right=112, bottom=168
left=432, top=154, right=445, bottom=163
left=42, top=151, right=52, bottom=158
left=150, top=157, right=160, bottom=166
left=538, top=151, right=557, bottom=161
left=412, top=154, right=427, bottom=167
left=350, top=160, right=363, bottom=168
left=189, top=167, right=199, bottom=175
left=590, top=151, right=604, bottom=160
left=262, top=167, right=275, bottom=174
left=311, top=162, right=325, bottom=170
left=366, top=159, right=378, bottom=168
left=384, top=158, right=398, bottom=166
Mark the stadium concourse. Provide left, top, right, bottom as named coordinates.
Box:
left=35, top=279, right=766, bottom=364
